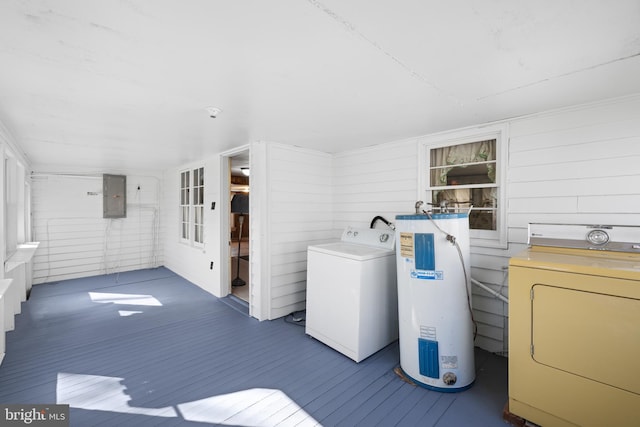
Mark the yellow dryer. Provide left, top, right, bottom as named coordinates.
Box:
left=508, top=223, right=640, bottom=427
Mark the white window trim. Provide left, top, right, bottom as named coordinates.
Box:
left=179, top=166, right=205, bottom=248
left=179, top=169, right=190, bottom=244
left=192, top=166, right=205, bottom=248
left=418, top=123, right=509, bottom=249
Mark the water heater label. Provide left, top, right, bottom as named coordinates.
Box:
left=411, top=270, right=443, bottom=280
left=441, top=355, right=458, bottom=369
left=399, top=232, right=414, bottom=258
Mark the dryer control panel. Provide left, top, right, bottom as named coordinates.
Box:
left=529, top=223, right=640, bottom=253
left=341, top=226, right=396, bottom=250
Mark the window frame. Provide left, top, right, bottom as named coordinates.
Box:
left=192, top=166, right=204, bottom=246
left=179, top=166, right=205, bottom=247
left=179, top=169, right=191, bottom=243
left=418, top=123, right=508, bottom=249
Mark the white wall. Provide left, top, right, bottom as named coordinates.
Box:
left=0, top=121, right=31, bottom=279
left=162, top=158, right=221, bottom=296
left=260, top=142, right=333, bottom=319
left=333, top=138, right=419, bottom=230
left=31, top=173, right=162, bottom=284
left=159, top=94, right=640, bottom=354
left=161, top=141, right=333, bottom=321
left=0, top=120, right=33, bottom=358
left=331, top=94, right=640, bottom=353
left=508, top=95, right=640, bottom=230
left=22, top=92, right=631, bottom=354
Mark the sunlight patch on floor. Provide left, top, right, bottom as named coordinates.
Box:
left=117, top=310, right=143, bottom=317
left=177, top=388, right=319, bottom=426
left=56, top=373, right=176, bottom=417
left=88, top=292, right=162, bottom=306
left=56, top=373, right=318, bottom=426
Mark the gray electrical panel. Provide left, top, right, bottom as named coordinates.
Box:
left=103, top=174, right=126, bottom=218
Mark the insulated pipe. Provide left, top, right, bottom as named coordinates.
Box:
left=471, top=278, right=509, bottom=304
left=370, top=215, right=395, bottom=230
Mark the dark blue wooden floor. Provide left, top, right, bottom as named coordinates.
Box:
left=0, top=267, right=508, bottom=426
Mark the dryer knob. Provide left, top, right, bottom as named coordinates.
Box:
left=587, top=229, right=609, bottom=245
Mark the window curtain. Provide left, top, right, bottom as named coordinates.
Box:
left=431, top=139, right=496, bottom=186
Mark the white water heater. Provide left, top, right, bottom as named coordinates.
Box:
left=395, top=213, right=475, bottom=392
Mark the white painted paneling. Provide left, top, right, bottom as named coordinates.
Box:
left=509, top=175, right=633, bottom=199
left=334, top=139, right=509, bottom=352
left=508, top=95, right=640, bottom=137
left=161, top=158, right=220, bottom=297
left=496, top=94, right=640, bottom=354
left=0, top=123, right=38, bottom=355
left=333, top=139, right=419, bottom=231
left=510, top=135, right=640, bottom=167
left=265, top=143, right=333, bottom=320
left=18, top=94, right=639, bottom=357
left=509, top=95, right=640, bottom=233
left=249, top=142, right=267, bottom=319
left=31, top=174, right=162, bottom=284
left=578, top=194, right=640, bottom=213
left=162, top=142, right=332, bottom=318
left=509, top=212, right=640, bottom=229
left=328, top=95, right=640, bottom=355
left=509, top=156, right=640, bottom=183
left=0, top=120, right=32, bottom=319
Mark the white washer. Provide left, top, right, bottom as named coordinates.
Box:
left=305, top=226, right=398, bottom=362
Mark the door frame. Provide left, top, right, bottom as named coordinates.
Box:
left=220, top=145, right=252, bottom=312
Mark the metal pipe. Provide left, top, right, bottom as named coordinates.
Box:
left=471, top=278, right=508, bottom=304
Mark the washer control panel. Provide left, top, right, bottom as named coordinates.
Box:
left=341, top=226, right=396, bottom=250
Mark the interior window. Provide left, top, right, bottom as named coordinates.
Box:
left=179, top=167, right=205, bottom=245
left=429, top=139, right=497, bottom=231
left=180, top=170, right=190, bottom=241
left=193, top=167, right=204, bottom=244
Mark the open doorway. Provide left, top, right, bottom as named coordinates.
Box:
left=229, top=151, right=250, bottom=303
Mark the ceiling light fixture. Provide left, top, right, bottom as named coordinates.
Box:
left=205, top=106, right=222, bottom=118
left=241, top=167, right=250, bottom=176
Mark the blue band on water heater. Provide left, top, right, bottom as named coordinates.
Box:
left=418, top=338, right=440, bottom=379
left=414, top=233, right=435, bottom=271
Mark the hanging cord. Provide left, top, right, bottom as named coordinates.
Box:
left=452, top=239, right=478, bottom=341
left=424, top=211, right=478, bottom=340
left=103, top=219, right=112, bottom=275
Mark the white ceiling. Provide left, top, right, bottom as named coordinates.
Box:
left=1, top=1, right=639, bottom=172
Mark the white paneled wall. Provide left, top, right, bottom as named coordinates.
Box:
left=31, top=174, right=162, bottom=284
left=333, top=139, right=419, bottom=230
left=508, top=95, right=640, bottom=229
left=493, top=95, right=640, bottom=353
left=0, top=120, right=33, bottom=364
left=157, top=94, right=640, bottom=355
left=161, top=158, right=221, bottom=297
left=329, top=94, right=640, bottom=354
left=476, top=95, right=640, bottom=353
left=264, top=143, right=333, bottom=319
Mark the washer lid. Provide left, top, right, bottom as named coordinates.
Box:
left=308, top=242, right=395, bottom=261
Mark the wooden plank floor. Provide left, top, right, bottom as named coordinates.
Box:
left=0, top=268, right=508, bottom=426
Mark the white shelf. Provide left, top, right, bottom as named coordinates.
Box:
left=5, top=242, right=40, bottom=273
